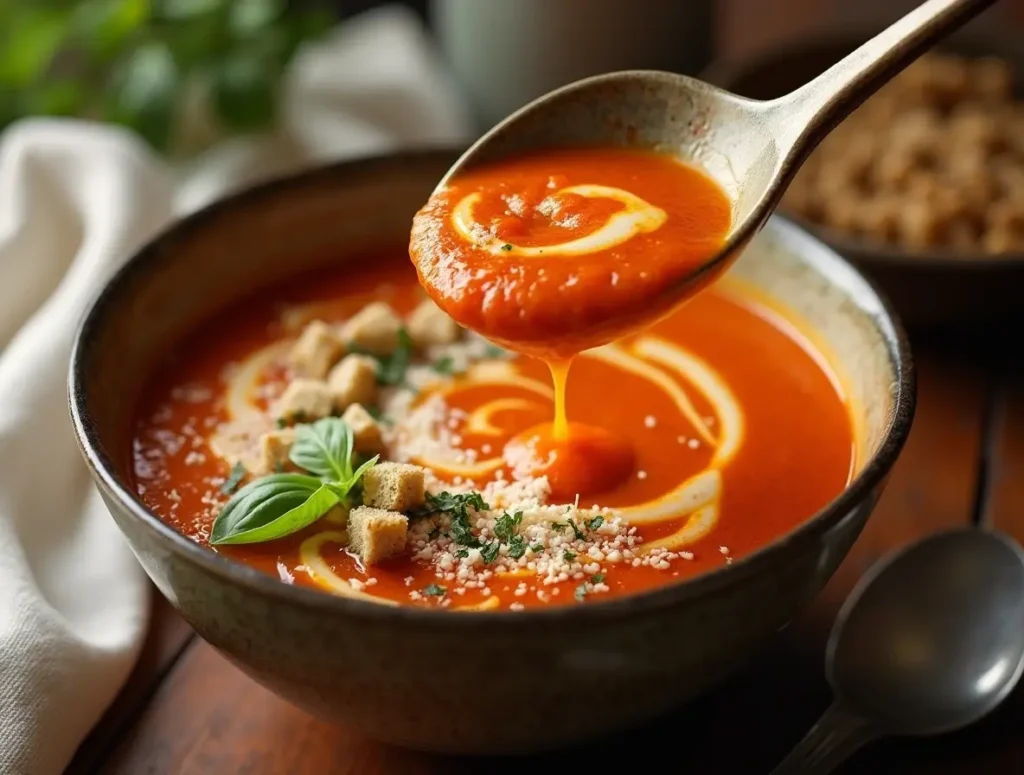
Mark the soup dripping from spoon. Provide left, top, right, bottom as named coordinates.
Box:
left=424, top=0, right=996, bottom=354
left=771, top=528, right=1024, bottom=774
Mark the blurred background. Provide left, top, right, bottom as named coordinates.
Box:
left=5, top=0, right=1023, bottom=155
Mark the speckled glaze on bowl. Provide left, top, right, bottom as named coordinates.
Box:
left=68, top=150, right=914, bottom=755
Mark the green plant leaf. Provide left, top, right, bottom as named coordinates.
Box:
left=228, top=0, right=284, bottom=37
left=211, top=49, right=276, bottom=131
left=158, top=0, right=224, bottom=20
left=289, top=417, right=354, bottom=483
left=0, top=7, right=71, bottom=86
left=210, top=473, right=334, bottom=545
left=73, top=0, right=150, bottom=60
left=104, top=39, right=180, bottom=150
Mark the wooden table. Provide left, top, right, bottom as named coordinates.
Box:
left=64, top=330, right=1024, bottom=774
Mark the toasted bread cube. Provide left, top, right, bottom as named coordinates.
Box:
left=255, top=428, right=296, bottom=474
left=341, top=302, right=402, bottom=356
left=342, top=403, right=384, bottom=456
left=274, top=379, right=334, bottom=423
left=287, top=320, right=343, bottom=379
left=328, top=354, right=378, bottom=409
left=348, top=506, right=408, bottom=565
left=406, top=299, right=460, bottom=348
left=362, top=462, right=425, bottom=512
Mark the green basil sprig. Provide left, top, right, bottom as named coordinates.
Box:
left=210, top=417, right=378, bottom=546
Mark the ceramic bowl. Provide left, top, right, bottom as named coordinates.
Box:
left=702, top=28, right=1024, bottom=332
left=69, top=149, right=914, bottom=754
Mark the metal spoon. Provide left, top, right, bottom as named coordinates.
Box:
left=770, top=528, right=1024, bottom=774
left=437, top=0, right=995, bottom=332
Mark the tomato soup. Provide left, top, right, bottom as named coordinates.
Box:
left=132, top=251, right=854, bottom=612
left=410, top=147, right=732, bottom=358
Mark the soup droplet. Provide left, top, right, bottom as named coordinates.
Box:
left=504, top=422, right=635, bottom=502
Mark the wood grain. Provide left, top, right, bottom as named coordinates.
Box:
left=87, top=350, right=993, bottom=774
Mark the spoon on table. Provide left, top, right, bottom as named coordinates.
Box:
left=436, top=0, right=996, bottom=330
left=770, top=528, right=1024, bottom=775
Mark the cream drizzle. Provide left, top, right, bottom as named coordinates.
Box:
left=452, top=184, right=667, bottom=257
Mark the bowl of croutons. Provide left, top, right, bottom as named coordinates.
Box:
left=704, top=29, right=1024, bottom=331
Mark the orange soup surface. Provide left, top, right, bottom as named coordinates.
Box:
left=132, top=251, right=854, bottom=612
left=410, top=147, right=732, bottom=358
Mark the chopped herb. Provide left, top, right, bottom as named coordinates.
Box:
left=349, top=328, right=415, bottom=387
left=493, top=511, right=523, bottom=543
left=567, top=518, right=586, bottom=541
left=425, top=491, right=490, bottom=516
left=366, top=405, right=391, bottom=425
left=563, top=550, right=576, bottom=562
left=480, top=541, right=501, bottom=564
left=585, top=515, right=604, bottom=532
left=423, top=584, right=447, bottom=597
left=219, top=462, right=247, bottom=495
left=574, top=584, right=588, bottom=601
left=419, top=490, right=489, bottom=548
left=591, top=573, right=605, bottom=584
left=550, top=521, right=569, bottom=533
left=483, top=342, right=508, bottom=359
left=431, top=356, right=456, bottom=375
left=450, top=517, right=481, bottom=548
left=273, top=460, right=285, bottom=474
left=507, top=534, right=527, bottom=559
left=275, top=417, right=288, bottom=429
left=500, top=243, right=513, bottom=252
left=530, top=543, right=544, bottom=552
left=456, top=548, right=469, bottom=559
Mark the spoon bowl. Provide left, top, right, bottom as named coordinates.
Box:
left=831, top=529, right=1024, bottom=736
left=436, top=0, right=996, bottom=338
left=773, top=528, right=1024, bottom=774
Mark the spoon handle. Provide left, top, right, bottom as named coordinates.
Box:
left=768, top=702, right=878, bottom=775
left=769, top=0, right=996, bottom=150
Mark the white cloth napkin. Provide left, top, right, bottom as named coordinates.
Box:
left=0, top=7, right=470, bottom=774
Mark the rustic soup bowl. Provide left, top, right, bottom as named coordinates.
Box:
left=69, top=149, right=914, bottom=755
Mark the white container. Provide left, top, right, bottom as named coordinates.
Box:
left=431, top=0, right=714, bottom=130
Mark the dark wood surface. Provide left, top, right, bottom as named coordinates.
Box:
left=64, top=334, right=1024, bottom=774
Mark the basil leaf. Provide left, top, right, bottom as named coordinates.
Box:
left=289, top=417, right=353, bottom=482
left=210, top=473, right=328, bottom=545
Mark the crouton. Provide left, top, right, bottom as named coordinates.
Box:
left=255, top=428, right=296, bottom=474
left=274, top=379, right=334, bottom=423
left=341, top=302, right=402, bottom=356
left=287, top=320, right=343, bottom=379
left=406, top=299, right=460, bottom=348
left=328, top=354, right=378, bottom=409
left=348, top=506, right=408, bottom=565
left=341, top=403, right=384, bottom=455
left=361, top=462, right=425, bottom=512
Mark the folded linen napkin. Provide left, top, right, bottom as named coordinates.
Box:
left=0, top=7, right=470, bottom=774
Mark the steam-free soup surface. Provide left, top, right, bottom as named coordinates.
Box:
left=132, top=251, right=854, bottom=611
left=410, top=147, right=732, bottom=358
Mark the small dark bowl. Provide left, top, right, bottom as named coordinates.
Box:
left=703, top=28, right=1024, bottom=333
left=68, top=150, right=914, bottom=754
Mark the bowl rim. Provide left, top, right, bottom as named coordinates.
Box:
left=700, top=28, right=1024, bottom=270
left=68, top=147, right=916, bottom=625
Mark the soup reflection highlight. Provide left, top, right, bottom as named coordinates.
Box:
left=132, top=253, right=853, bottom=611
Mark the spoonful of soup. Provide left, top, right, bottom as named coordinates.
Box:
left=410, top=0, right=992, bottom=499
left=411, top=0, right=993, bottom=356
